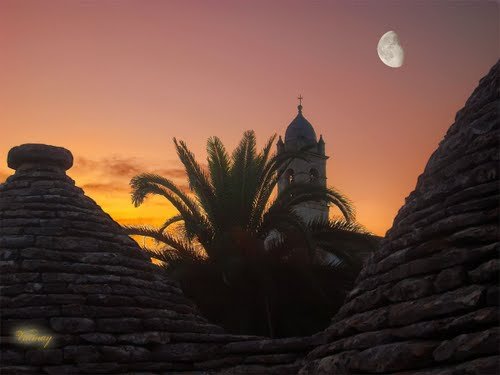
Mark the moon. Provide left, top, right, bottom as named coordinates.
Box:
left=377, top=31, right=404, bottom=68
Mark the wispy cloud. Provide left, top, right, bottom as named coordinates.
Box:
left=82, top=181, right=190, bottom=195
left=81, top=182, right=128, bottom=193
left=72, top=156, right=186, bottom=180
left=71, top=155, right=192, bottom=198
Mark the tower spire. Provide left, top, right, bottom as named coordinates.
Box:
left=297, top=94, right=303, bottom=113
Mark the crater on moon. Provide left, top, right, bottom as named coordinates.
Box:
left=377, top=31, right=404, bottom=68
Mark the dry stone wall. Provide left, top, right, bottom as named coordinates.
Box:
left=298, top=61, right=499, bottom=374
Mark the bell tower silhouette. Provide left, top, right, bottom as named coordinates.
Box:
left=277, top=96, right=329, bottom=222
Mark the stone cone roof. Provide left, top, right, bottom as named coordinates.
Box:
left=0, top=144, right=231, bottom=373
left=299, top=61, right=500, bottom=373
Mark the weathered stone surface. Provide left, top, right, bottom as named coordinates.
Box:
left=395, top=307, right=499, bottom=339
left=335, top=285, right=387, bottom=319
left=326, top=306, right=388, bottom=338
left=221, top=363, right=301, bottom=374
left=433, top=266, right=467, bottom=293
left=42, top=365, right=80, bottom=374
left=116, top=331, right=170, bottom=344
left=85, top=294, right=136, bottom=307
left=350, top=341, right=437, bottom=372
left=410, top=355, right=500, bottom=375
left=99, top=345, right=151, bottom=362
left=169, top=332, right=261, bottom=343
left=354, top=242, right=497, bottom=295
left=25, top=349, right=63, bottom=365
left=224, top=336, right=322, bottom=354
left=0, top=350, right=25, bottom=364
left=96, top=318, right=142, bottom=333
left=385, top=275, right=434, bottom=302
left=143, top=318, right=223, bottom=334
left=1, top=306, right=61, bottom=318
left=299, top=351, right=357, bottom=375
left=433, top=328, right=500, bottom=362
left=151, top=343, right=220, bottom=362
left=50, top=318, right=95, bottom=333
left=298, top=61, right=500, bottom=374
left=469, top=258, right=499, bottom=283
left=0, top=366, right=42, bottom=374
left=75, top=362, right=122, bottom=373
left=7, top=144, right=73, bottom=171
left=80, top=333, right=117, bottom=345
left=63, top=346, right=101, bottom=362
left=486, top=285, right=499, bottom=306
left=388, top=285, right=485, bottom=326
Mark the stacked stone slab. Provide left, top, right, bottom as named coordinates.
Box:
left=299, top=61, right=500, bottom=373
left=0, top=144, right=235, bottom=374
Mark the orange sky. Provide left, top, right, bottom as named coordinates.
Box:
left=1, top=0, right=498, bottom=235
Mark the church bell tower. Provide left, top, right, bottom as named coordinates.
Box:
left=277, top=96, right=329, bottom=223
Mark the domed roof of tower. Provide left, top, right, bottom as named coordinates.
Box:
left=285, top=104, right=317, bottom=144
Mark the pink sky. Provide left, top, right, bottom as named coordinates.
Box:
left=1, top=0, right=498, bottom=235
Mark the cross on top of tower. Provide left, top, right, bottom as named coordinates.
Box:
left=297, top=95, right=303, bottom=113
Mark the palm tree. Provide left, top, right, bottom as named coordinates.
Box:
left=125, top=130, right=376, bottom=337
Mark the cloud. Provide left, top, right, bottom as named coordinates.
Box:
left=73, top=156, right=186, bottom=180
left=82, top=181, right=190, bottom=196
left=153, top=168, right=186, bottom=179
left=100, top=158, right=143, bottom=177
left=81, top=182, right=129, bottom=194
left=72, top=155, right=192, bottom=198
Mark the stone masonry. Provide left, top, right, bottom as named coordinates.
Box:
left=298, top=60, right=500, bottom=374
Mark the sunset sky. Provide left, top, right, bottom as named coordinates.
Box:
left=1, top=0, right=498, bottom=236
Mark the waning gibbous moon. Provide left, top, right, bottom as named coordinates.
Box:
left=377, top=31, right=404, bottom=68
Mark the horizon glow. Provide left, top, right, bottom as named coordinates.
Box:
left=1, top=1, right=498, bottom=236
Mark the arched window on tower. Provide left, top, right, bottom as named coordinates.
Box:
left=285, top=169, right=295, bottom=185
left=309, top=168, right=319, bottom=183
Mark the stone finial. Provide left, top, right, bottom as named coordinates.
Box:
left=7, top=143, right=73, bottom=171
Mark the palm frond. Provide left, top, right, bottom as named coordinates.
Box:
left=272, top=183, right=355, bottom=222
left=159, top=215, right=184, bottom=233
left=173, top=138, right=217, bottom=221
left=230, top=130, right=260, bottom=227
left=255, top=134, right=277, bottom=173
left=206, top=136, right=232, bottom=230
left=249, top=142, right=312, bottom=230
left=207, top=136, right=231, bottom=193
left=123, top=224, right=199, bottom=255
left=307, top=218, right=370, bottom=234
left=130, top=173, right=201, bottom=217
left=129, top=176, right=214, bottom=245
left=307, top=218, right=378, bottom=269
left=259, top=205, right=316, bottom=259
